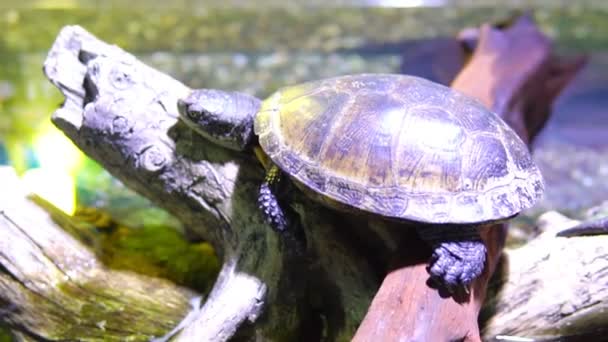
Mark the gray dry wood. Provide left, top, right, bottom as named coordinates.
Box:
left=41, top=25, right=375, bottom=341
left=482, top=211, right=608, bottom=341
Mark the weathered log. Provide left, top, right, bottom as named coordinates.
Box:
left=41, top=25, right=377, bottom=341
left=481, top=211, right=608, bottom=341
left=0, top=167, right=196, bottom=341
left=353, top=14, right=587, bottom=342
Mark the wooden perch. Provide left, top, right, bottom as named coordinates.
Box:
left=0, top=15, right=598, bottom=342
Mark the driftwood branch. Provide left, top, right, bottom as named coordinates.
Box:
left=482, top=211, right=608, bottom=341
left=43, top=25, right=273, bottom=341
left=0, top=15, right=600, bottom=341
left=0, top=167, right=195, bottom=341
left=41, top=25, right=376, bottom=341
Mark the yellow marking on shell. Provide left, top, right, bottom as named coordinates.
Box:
left=254, top=110, right=271, bottom=136
left=254, top=92, right=281, bottom=136
left=314, top=91, right=399, bottom=188
left=277, top=80, right=324, bottom=105
left=280, top=96, right=321, bottom=129
left=277, top=91, right=339, bottom=162
left=258, top=91, right=281, bottom=112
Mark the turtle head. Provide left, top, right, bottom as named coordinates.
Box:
left=178, top=89, right=261, bottom=151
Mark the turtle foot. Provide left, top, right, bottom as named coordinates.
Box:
left=258, top=182, right=288, bottom=231
left=427, top=240, right=487, bottom=292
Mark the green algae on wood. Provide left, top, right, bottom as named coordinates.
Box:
left=70, top=206, right=220, bottom=293
left=0, top=167, right=201, bottom=341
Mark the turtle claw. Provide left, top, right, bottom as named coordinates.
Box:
left=258, top=182, right=288, bottom=231
left=427, top=240, right=487, bottom=293
left=258, top=164, right=290, bottom=232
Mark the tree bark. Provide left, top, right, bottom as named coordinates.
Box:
left=0, top=15, right=597, bottom=342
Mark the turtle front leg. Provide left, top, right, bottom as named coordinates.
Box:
left=417, top=225, right=487, bottom=292
left=258, top=165, right=289, bottom=231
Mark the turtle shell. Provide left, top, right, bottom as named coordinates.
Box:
left=254, top=74, right=544, bottom=224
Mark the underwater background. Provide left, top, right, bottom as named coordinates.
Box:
left=1, top=2, right=606, bottom=223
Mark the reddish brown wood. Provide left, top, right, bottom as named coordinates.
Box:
left=353, top=224, right=505, bottom=342
left=451, top=14, right=587, bottom=144
left=353, top=14, right=586, bottom=342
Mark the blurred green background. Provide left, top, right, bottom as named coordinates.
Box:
left=1, top=2, right=607, bottom=219
left=0, top=1, right=607, bottom=338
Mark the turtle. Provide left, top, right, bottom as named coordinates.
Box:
left=177, top=73, right=544, bottom=290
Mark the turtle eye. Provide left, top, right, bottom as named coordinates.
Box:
left=178, top=98, right=204, bottom=123
left=187, top=108, right=203, bottom=122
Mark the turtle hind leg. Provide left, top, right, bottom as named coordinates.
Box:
left=428, top=240, right=486, bottom=291
left=258, top=165, right=289, bottom=232
left=417, top=225, right=487, bottom=293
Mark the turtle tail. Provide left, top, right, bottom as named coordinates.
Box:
left=258, top=165, right=289, bottom=231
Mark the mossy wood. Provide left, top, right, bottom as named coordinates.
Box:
left=0, top=168, right=196, bottom=341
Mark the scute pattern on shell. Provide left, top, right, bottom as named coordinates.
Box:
left=254, top=74, right=544, bottom=224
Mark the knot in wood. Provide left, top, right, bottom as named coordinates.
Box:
left=111, top=116, right=132, bottom=137
left=109, top=63, right=137, bottom=90
left=139, top=145, right=169, bottom=173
